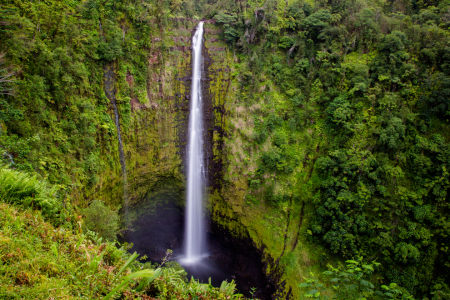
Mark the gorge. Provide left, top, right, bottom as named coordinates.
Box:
left=2, top=0, right=450, bottom=299
left=119, top=20, right=277, bottom=298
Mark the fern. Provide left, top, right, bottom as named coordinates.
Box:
left=0, top=167, right=60, bottom=216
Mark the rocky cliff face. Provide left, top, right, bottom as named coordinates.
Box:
left=93, top=20, right=196, bottom=207
left=94, top=19, right=299, bottom=299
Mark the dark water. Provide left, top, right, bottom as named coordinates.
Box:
left=120, top=187, right=275, bottom=299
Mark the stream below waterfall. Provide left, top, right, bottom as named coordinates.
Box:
left=119, top=182, right=276, bottom=299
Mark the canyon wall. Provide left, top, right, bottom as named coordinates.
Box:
left=93, top=20, right=308, bottom=299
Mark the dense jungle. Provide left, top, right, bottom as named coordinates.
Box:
left=1, top=0, right=450, bottom=299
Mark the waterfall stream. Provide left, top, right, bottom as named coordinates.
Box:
left=183, top=22, right=205, bottom=263
left=120, top=22, right=276, bottom=297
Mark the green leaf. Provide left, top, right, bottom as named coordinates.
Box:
left=135, top=268, right=162, bottom=292
left=360, top=279, right=374, bottom=289
left=306, top=289, right=319, bottom=295
left=346, top=260, right=359, bottom=264
left=117, top=251, right=139, bottom=277
left=103, top=269, right=161, bottom=300
left=299, top=282, right=312, bottom=288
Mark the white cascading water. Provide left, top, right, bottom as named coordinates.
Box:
left=183, top=22, right=205, bottom=264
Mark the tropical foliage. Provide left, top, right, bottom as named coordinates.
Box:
left=212, top=0, right=450, bottom=297
left=0, top=166, right=243, bottom=299
left=299, top=258, right=415, bottom=299
left=1, top=0, right=450, bottom=298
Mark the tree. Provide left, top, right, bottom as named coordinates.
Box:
left=299, top=258, right=414, bottom=299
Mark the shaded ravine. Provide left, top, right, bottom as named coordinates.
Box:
left=119, top=21, right=278, bottom=299
left=114, top=20, right=299, bottom=299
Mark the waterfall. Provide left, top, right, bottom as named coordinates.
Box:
left=2, top=151, right=15, bottom=166
left=183, top=22, right=205, bottom=263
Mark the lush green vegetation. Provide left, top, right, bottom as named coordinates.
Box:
left=0, top=0, right=163, bottom=198
left=2, top=0, right=450, bottom=298
left=82, top=200, right=120, bottom=242
left=0, top=166, right=243, bottom=299
left=211, top=0, right=450, bottom=298
left=0, top=167, right=62, bottom=218
left=299, top=258, right=412, bottom=299
left=299, top=258, right=448, bottom=299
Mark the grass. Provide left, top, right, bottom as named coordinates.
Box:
left=0, top=201, right=245, bottom=299
left=0, top=202, right=136, bottom=299
left=0, top=167, right=245, bottom=299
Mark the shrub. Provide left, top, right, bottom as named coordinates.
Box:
left=250, top=179, right=261, bottom=188
left=82, top=200, right=119, bottom=242
left=0, top=201, right=153, bottom=299
left=260, top=150, right=282, bottom=172
left=151, top=268, right=242, bottom=299
left=299, top=258, right=415, bottom=299
left=264, top=185, right=289, bottom=207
